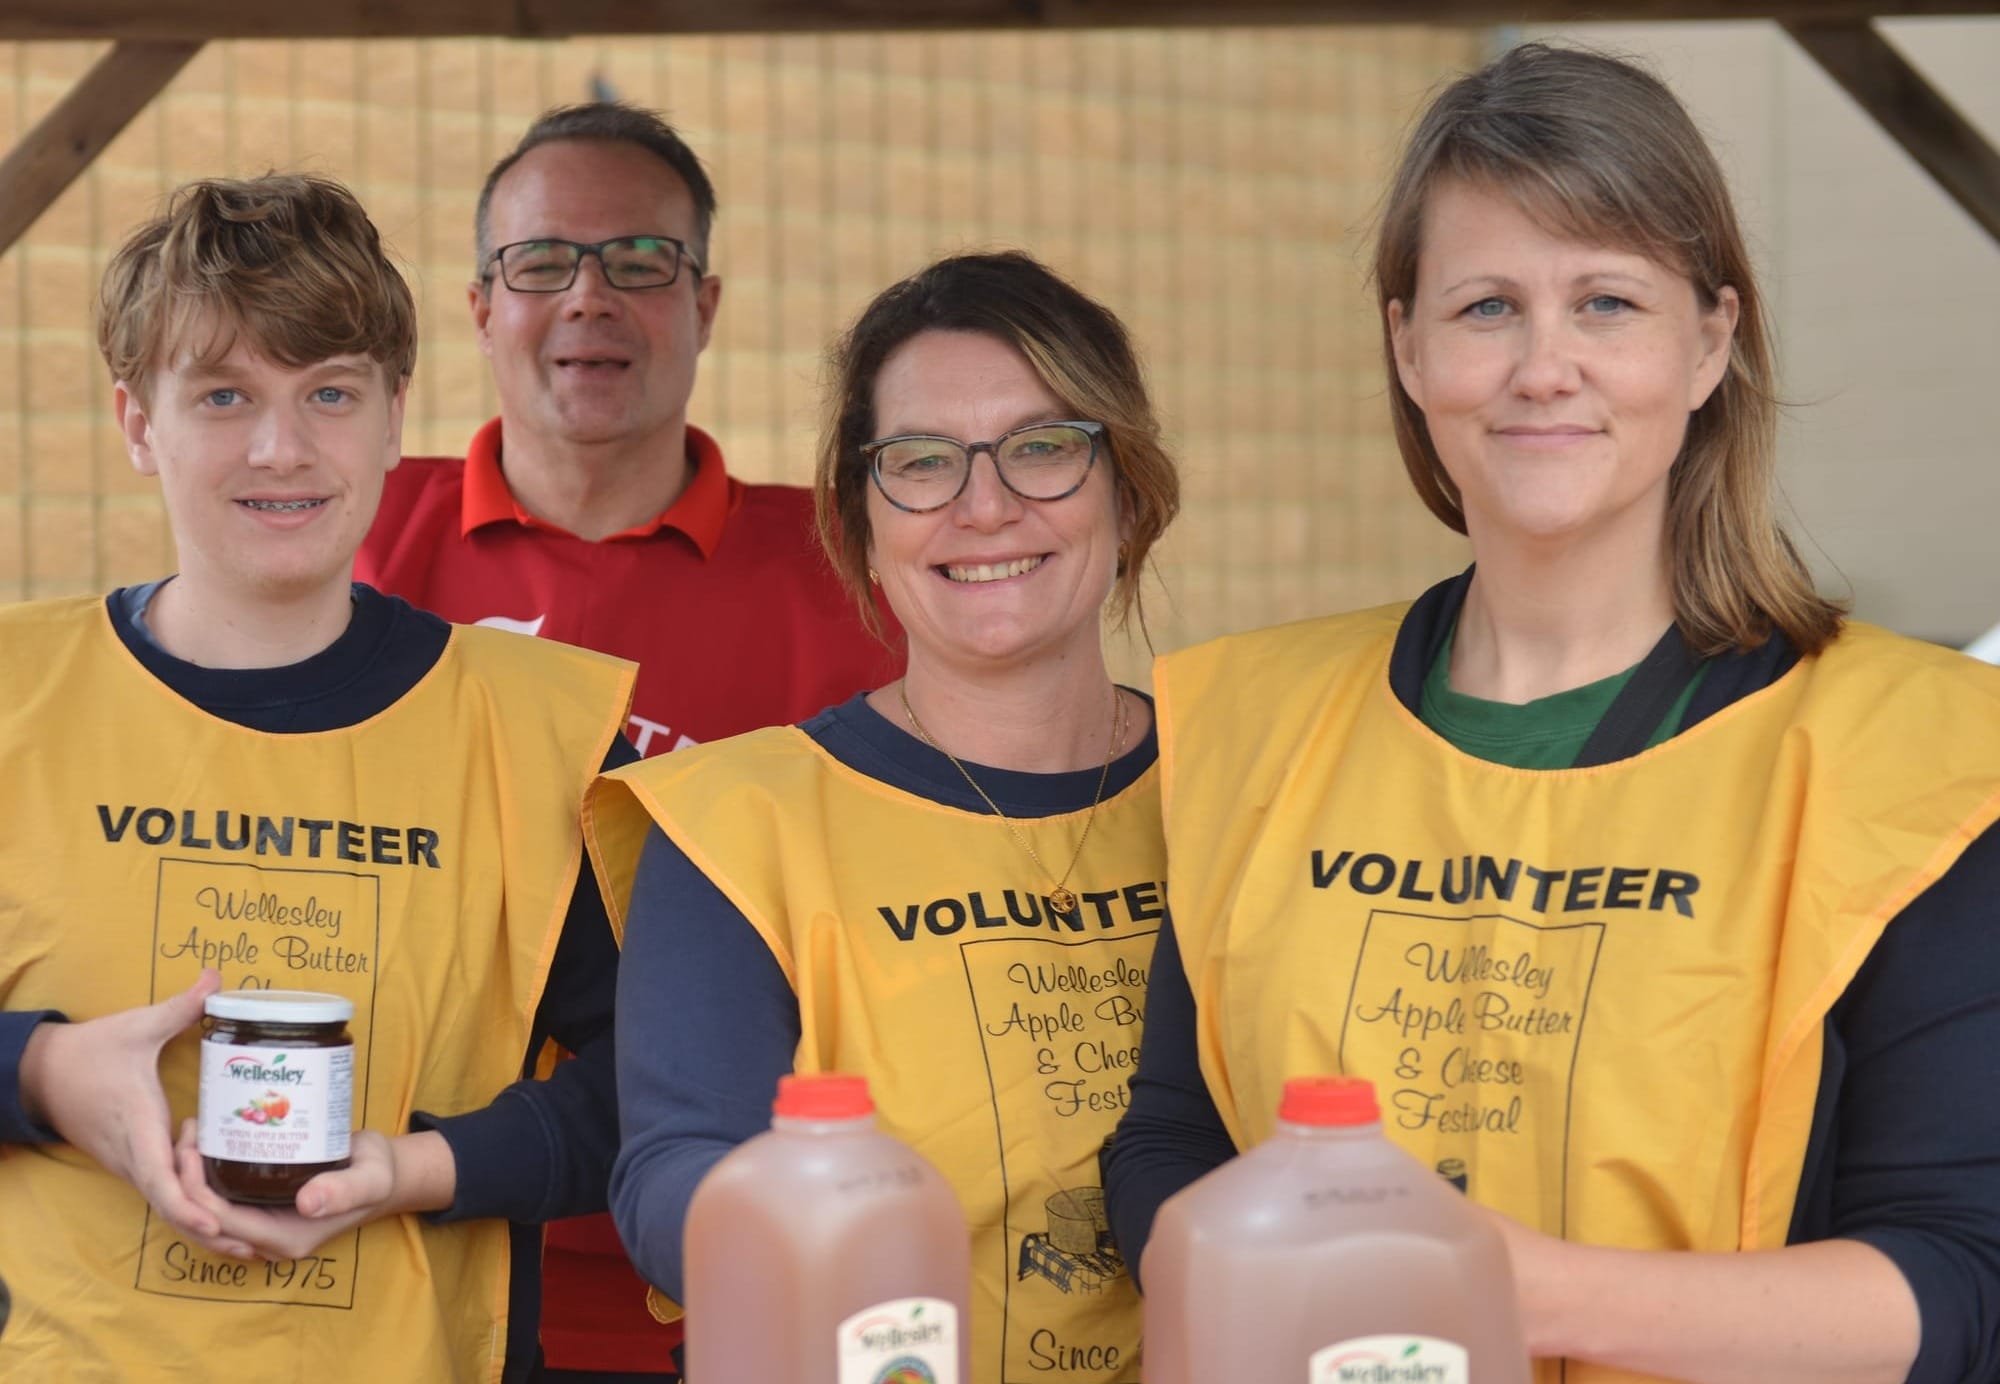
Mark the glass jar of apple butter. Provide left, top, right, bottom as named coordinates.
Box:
left=198, top=990, right=354, bottom=1205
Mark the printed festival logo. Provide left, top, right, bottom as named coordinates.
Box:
left=1018, top=1185, right=1124, bottom=1294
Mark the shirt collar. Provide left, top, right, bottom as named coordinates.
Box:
left=459, top=417, right=740, bottom=556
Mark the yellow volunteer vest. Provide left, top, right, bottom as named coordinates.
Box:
left=589, top=725, right=1165, bottom=1384
left=0, top=596, right=636, bottom=1384
left=1157, top=609, right=2000, bottom=1384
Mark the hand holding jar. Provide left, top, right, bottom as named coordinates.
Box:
left=168, top=988, right=461, bottom=1261
left=14, top=968, right=239, bottom=1251
left=195, top=990, right=355, bottom=1203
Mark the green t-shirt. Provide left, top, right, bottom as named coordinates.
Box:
left=1419, top=625, right=1707, bottom=770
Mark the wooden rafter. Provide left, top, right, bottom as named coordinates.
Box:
left=1786, top=20, right=2000, bottom=243
left=0, top=0, right=1993, bottom=41
left=0, top=41, right=203, bottom=256
left=0, top=8, right=1993, bottom=258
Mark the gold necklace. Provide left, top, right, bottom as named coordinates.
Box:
left=900, top=684, right=1126, bottom=917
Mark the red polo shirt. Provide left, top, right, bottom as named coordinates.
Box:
left=361, top=419, right=900, bottom=755
left=357, top=418, right=902, bottom=1372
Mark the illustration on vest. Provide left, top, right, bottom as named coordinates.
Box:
left=1018, top=1185, right=1125, bottom=1294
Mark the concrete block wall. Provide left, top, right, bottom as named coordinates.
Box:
left=0, top=29, right=1478, bottom=676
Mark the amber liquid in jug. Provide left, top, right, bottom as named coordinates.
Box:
left=1142, top=1076, right=1531, bottom=1383
left=683, top=1073, right=973, bottom=1383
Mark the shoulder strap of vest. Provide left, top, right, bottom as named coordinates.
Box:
left=1572, top=623, right=1703, bottom=768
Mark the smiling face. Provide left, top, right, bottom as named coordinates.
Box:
left=117, top=327, right=406, bottom=607
left=472, top=138, right=720, bottom=456
left=1388, top=178, right=1737, bottom=554
left=865, top=329, right=1128, bottom=675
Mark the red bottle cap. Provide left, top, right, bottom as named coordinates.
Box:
left=1278, top=1076, right=1381, bottom=1126
left=773, top=1073, right=874, bottom=1120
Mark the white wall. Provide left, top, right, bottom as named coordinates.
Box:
left=1521, top=19, right=2000, bottom=644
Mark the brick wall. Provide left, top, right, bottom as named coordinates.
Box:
left=0, top=29, right=1476, bottom=670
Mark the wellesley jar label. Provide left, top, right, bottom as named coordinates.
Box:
left=837, top=1297, right=959, bottom=1384
left=198, top=1042, right=353, bottom=1165
left=1311, top=1335, right=1469, bottom=1384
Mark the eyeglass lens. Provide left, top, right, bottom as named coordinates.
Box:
left=499, top=237, right=686, bottom=291
left=873, top=424, right=1094, bottom=508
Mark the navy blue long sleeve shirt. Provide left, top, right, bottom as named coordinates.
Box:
left=609, top=690, right=1159, bottom=1306
left=1103, top=574, right=2000, bottom=1384
left=0, top=580, right=633, bottom=1381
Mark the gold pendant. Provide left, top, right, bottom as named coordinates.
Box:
left=1049, top=886, right=1077, bottom=914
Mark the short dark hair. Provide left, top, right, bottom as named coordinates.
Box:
left=816, top=251, right=1181, bottom=637
left=474, top=102, right=718, bottom=273
left=100, top=173, right=417, bottom=401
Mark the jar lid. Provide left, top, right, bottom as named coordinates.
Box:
left=204, top=990, right=354, bottom=1024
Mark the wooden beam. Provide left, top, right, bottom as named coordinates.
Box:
left=0, top=41, right=202, bottom=256
left=1786, top=19, right=2000, bottom=243
left=0, top=0, right=1993, bottom=41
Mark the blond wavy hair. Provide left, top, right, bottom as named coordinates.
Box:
left=99, top=173, right=417, bottom=399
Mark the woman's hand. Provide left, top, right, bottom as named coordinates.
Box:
left=1479, top=1204, right=1919, bottom=1384
left=1478, top=1204, right=1573, bottom=1357
left=171, top=1123, right=457, bottom=1262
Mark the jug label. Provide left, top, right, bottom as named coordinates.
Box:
left=1309, top=1334, right=1468, bottom=1383
left=838, top=1297, right=959, bottom=1384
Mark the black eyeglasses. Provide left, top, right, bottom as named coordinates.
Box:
left=484, top=236, right=704, bottom=293
left=863, top=421, right=1105, bottom=513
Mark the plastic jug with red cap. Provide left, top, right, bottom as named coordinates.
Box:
left=683, top=1072, right=973, bottom=1383
left=1141, top=1075, right=1531, bottom=1383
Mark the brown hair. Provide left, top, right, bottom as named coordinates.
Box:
left=476, top=102, right=718, bottom=270
left=815, top=251, right=1180, bottom=638
left=98, top=173, right=417, bottom=400
left=1374, top=42, right=1842, bottom=656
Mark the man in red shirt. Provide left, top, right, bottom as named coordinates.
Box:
left=357, top=104, right=901, bottom=1381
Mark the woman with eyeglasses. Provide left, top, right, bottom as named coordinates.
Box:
left=593, top=251, right=1178, bottom=1382
left=1105, top=44, right=2000, bottom=1384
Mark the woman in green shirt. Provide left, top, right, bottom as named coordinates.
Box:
left=1107, top=40, right=2000, bottom=1384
